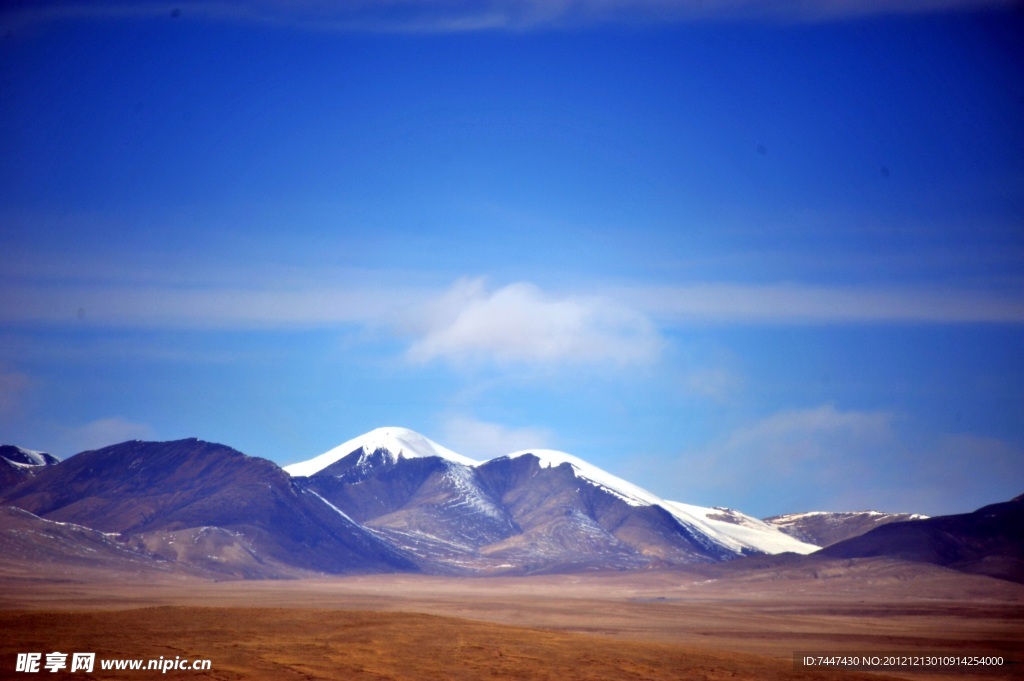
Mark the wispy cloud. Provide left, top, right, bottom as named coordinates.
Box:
left=406, top=278, right=663, bottom=366
left=63, top=417, right=156, bottom=454
left=674, top=404, right=898, bottom=512
left=704, top=403, right=897, bottom=477
left=624, top=282, right=1024, bottom=325
left=0, top=283, right=426, bottom=330
left=822, top=432, right=1024, bottom=515
left=0, top=367, right=32, bottom=417
left=716, top=404, right=895, bottom=471
left=682, top=367, right=744, bottom=402
left=3, top=269, right=1022, bottom=338
left=673, top=404, right=1024, bottom=516
left=439, top=414, right=553, bottom=459
left=4, top=0, right=1012, bottom=34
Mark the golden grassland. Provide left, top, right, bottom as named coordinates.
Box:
left=1, top=565, right=1021, bottom=680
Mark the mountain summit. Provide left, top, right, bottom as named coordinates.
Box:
left=284, top=427, right=479, bottom=477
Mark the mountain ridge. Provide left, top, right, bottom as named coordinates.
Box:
left=764, top=510, right=929, bottom=547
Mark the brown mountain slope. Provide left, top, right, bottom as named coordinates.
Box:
left=0, top=439, right=417, bottom=576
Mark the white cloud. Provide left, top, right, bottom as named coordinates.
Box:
left=439, top=414, right=553, bottom=459
left=64, top=417, right=156, bottom=453
left=407, top=278, right=663, bottom=366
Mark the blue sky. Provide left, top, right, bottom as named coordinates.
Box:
left=1, top=0, right=1022, bottom=517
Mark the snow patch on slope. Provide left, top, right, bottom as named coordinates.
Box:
left=768, top=510, right=929, bottom=524
left=1, top=445, right=59, bottom=467
left=440, top=461, right=507, bottom=523
left=663, top=501, right=819, bottom=555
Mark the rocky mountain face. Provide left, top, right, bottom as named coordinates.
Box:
left=816, top=494, right=1024, bottom=583
left=763, top=510, right=928, bottom=547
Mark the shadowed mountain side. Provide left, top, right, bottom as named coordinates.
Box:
left=0, top=439, right=417, bottom=576
left=816, top=494, right=1024, bottom=583
left=1, top=461, right=30, bottom=491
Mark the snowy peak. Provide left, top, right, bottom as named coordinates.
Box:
left=0, top=445, right=60, bottom=468
left=1, top=445, right=60, bottom=490
left=284, top=427, right=479, bottom=477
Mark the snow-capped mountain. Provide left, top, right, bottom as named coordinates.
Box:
left=284, top=427, right=479, bottom=477
left=1, top=445, right=59, bottom=468
left=763, top=510, right=929, bottom=548
left=290, top=429, right=818, bottom=573
left=0, top=445, right=59, bottom=489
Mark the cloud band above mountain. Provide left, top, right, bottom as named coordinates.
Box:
left=4, top=0, right=1014, bottom=34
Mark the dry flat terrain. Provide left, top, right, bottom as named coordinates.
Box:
left=1, top=561, right=1022, bottom=680
left=0, top=607, right=901, bottom=681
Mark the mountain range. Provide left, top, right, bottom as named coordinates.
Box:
left=1, top=427, right=1018, bottom=581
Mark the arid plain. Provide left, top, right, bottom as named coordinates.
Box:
left=2, top=558, right=1021, bottom=680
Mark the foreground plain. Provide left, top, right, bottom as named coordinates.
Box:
left=1, top=560, right=1022, bottom=680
